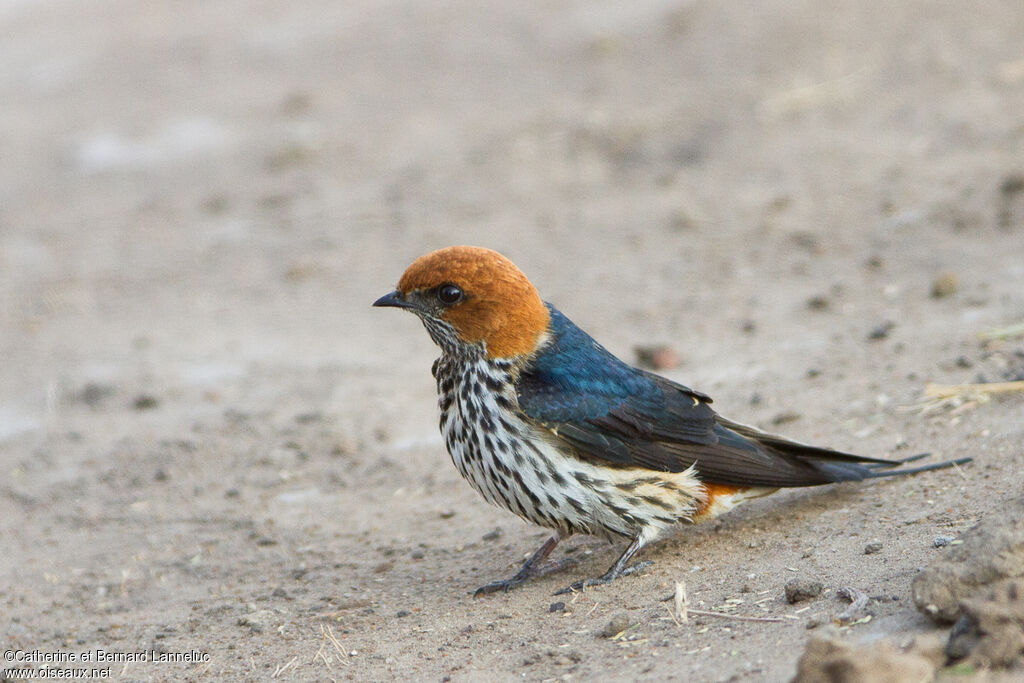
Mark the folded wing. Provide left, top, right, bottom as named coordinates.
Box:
left=518, top=306, right=916, bottom=488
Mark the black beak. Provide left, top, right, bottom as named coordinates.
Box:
left=373, top=290, right=418, bottom=310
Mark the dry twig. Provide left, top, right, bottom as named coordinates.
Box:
left=686, top=609, right=784, bottom=623
left=657, top=591, right=784, bottom=623
left=978, top=322, right=1024, bottom=341
left=674, top=581, right=689, bottom=624
left=903, top=380, right=1024, bottom=413
left=925, top=380, right=1024, bottom=400
left=313, top=624, right=350, bottom=668
left=272, top=655, right=298, bottom=678
left=835, top=586, right=869, bottom=625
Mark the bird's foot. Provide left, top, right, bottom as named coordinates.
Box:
left=553, top=560, right=654, bottom=595
left=473, top=576, right=527, bottom=596
left=473, top=558, right=578, bottom=597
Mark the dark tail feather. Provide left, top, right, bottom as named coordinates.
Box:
left=818, top=455, right=971, bottom=482
left=862, top=452, right=932, bottom=469
left=863, top=456, right=972, bottom=478
left=720, top=418, right=903, bottom=467
left=703, top=420, right=972, bottom=487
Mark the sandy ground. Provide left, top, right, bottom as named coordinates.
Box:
left=2, top=0, right=1024, bottom=680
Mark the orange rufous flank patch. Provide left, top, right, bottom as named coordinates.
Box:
left=694, top=483, right=749, bottom=519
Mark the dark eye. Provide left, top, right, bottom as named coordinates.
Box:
left=437, top=284, right=464, bottom=305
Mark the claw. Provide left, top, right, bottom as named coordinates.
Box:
left=553, top=560, right=653, bottom=595
left=474, top=558, right=578, bottom=597
left=620, top=560, right=654, bottom=576
left=473, top=577, right=525, bottom=597
left=553, top=580, right=588, bottom=596
left=471, top=533, right=573, bottom=597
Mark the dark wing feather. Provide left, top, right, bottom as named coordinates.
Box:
left=519, top=305, right=910, bottom=488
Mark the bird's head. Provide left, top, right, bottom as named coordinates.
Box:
left=374, top=246, right=551, bottom=359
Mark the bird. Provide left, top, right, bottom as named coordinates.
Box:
left=373, top=246, right=970, bottom=596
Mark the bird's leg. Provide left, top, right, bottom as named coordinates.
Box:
left=554, top=534, right=653, bottom=595
left=474, top=532, right=573, bottom=596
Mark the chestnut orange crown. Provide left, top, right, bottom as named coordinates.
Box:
left=377, top=246, right=551, bottom=359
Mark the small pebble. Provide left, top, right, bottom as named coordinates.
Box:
left=868, top=321, right=895, bottom=340
left=237, top=611, right=274, bottom=633
left=410, top=550, right=425, bottom=560
left=79, top=382, right=114, bottom=407
left=482, top=528, right=502, bottom=542
left=395, top=610, right=411, bottom=618
left=668, top=209, right=694, bottom=232
left=133, top=394, right=160, bottom=410
left=771, top=412, right=801, bottom=426
left=439, top=509, right=456, bottom=519
left=548, top=601, right=566, bottom=613
left=634, top=344, right=682, bottom=370
left=933, top=535, right=956, bottom=548
left=789, top=231, right=821, bottom=253
left=931, top=273, right=959, bottom=298
left=864, top=541, right=883, bottom=555
left=785, top=577, right=824, bottom=604
left=807, top=295, right=830, bottom=311
left=1000, top=174, right=1024, bottom=197
left=599, top=612, right=635, bottom=638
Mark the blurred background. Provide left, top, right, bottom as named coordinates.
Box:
left=2, top=0, right=1022, bottom=440
left=1, top=1, right=1022, bottom=679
